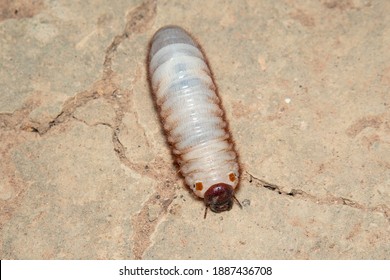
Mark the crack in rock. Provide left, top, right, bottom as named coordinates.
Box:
left=11, top=0, right=156, bottom=137
left=0, top=99, right=39, bottom=131
left=99, top=0, right=177, bottom=260
left=131, top=180, right=176, bottom=260
left=245, top=171, right=390, bottom=223
left=103, top=0, right=156, bottom=74
left=21, top=89, right=101, bottom=135
left=1, top=0, right=164, bottom=259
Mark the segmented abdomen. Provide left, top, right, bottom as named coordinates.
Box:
left=148, top=26, right=239, bottom=212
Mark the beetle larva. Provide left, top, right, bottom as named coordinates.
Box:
left=148, top=25, right=240, bottom=214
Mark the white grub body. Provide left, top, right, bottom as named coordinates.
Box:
left=148, top=25, right=239, bottom=210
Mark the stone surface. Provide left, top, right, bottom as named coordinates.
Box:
left=1, top=0, right=389, bottom=259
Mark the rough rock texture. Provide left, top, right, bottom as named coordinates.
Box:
left=1, top=0, right=389, bottom=259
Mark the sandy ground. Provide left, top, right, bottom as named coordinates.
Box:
left=1, top=0, right=389, bottom=259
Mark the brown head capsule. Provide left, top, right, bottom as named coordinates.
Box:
left=204, top=183, right=234, bottom=213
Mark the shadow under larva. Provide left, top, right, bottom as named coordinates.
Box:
left=146, top=25, right=241, bottom=217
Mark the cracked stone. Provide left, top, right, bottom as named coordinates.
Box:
left=1, top=0, right=389, bottom=260
left=73, top=99, right=116, bottom=127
